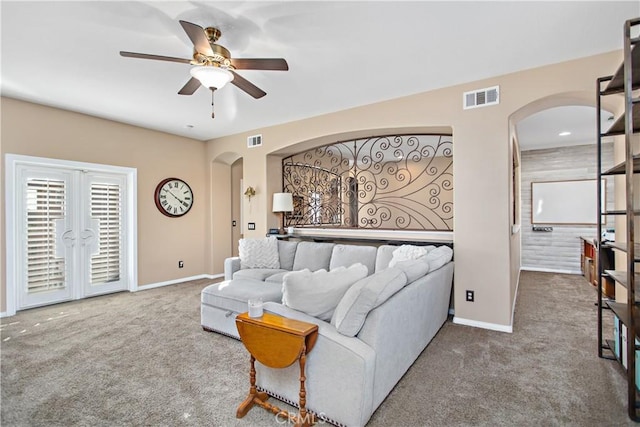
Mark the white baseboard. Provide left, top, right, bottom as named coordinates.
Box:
left=0, top=312, right=8, bottom=318
left=136, top=274, right=222, bottom=291
left=453, top=316, right=513, bottom=333
left=521, top=266, right=581, bottom=275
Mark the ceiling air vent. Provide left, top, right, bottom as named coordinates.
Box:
left=247, top=134, right=262, bottom=148
left=463, top=85, right=499, bottom=110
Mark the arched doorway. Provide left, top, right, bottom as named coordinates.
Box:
left=509, top=92, right=619, bottom=274
left=211, top=152, right=242, bottom=273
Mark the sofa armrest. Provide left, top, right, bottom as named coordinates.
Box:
left=224, top=257, right=241, bottom=281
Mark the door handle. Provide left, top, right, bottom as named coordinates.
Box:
left=80, top=229, right=95, bottom=245
left=83, top=219, right=101, bottom=256
left=56, top=221, right=75, bottom=258
left=62, top=230, right=76, bottom=246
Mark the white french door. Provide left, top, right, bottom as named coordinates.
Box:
left=20, top=168, right=75, bottom=308
left=6, top=155, right=136, bottom=312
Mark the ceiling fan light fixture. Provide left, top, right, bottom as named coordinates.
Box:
left=190, top=66, right=234, bottom=89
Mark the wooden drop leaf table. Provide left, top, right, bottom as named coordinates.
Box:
left=235, top=311, right=319, bottom=426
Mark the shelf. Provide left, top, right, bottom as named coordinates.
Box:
left=602, top=43, right=640, bottom=94
left=607, top=302, right=640, bottom=339
left=597, top=17, right=640, bottom=421
left=605, top=270, right=640, bottom=288
left=604, top=209, right=640, bottom=215
left=602, top=155, right=640, bottom=175
left=604, top=270, right=640, bottom=302
left=604, top=242, right=640, bottom=261
left=602, top=102, right=640, bottom=137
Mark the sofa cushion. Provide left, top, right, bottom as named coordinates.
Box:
left=233, top=268, right=289, bottom=281
left=392, top=259, right=430, bottom=282
left=201, top=279, right=283, bottom=314
left=282, top=264, right=369, bottom=321
left=374, top=245, right=396, bottom=272
left=239, top=237, right=280, bottom=269
left=329, top=244, right=377, bottom=275
left=292, top=242, right=335, bottom=271
left=264, top=271, right=293, bottom=283
left=423, top=245, right=453, bottom=272
left=388, top=245, right=435, bottom=267
left=331, top=267, right=407, bottom=337
left=278, top=240, right=299, bottom=271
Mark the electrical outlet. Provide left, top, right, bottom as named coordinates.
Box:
left=232, top=220, right=237, bottom=227
left=466, top=290, right=474, bottom=302
left=178, top=261, right=184, bottom=268
left=248, top=222, right=256, bottom=230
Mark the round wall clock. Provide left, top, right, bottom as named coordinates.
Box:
left=154, top=178, right=194, bottom=217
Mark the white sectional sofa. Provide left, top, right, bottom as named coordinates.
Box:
left=200, top=239, right=454, bottom=427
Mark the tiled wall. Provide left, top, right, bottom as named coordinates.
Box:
left=521, top=143, right=614, bottom=273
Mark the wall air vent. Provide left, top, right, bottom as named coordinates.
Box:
left=463, top=85, right=500, bottom=110
left=247, top=134, right=262, bottom=148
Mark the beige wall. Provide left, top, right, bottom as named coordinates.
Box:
left=1, top=50, right=624, bottom=328
left=1, top=98, right=210, bottom=313
left=206, top=50, right=623, bottom=329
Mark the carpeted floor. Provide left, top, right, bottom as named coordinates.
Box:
left=0, top=271, right=636, bottom=426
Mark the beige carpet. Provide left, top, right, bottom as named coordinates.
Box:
left=0, top=272, right=636, bottom=426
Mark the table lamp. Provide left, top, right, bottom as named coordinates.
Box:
left=272, top=193, right=293, bottom=234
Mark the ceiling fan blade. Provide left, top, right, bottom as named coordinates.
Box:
left=179, top=20, right=214, bottom=56
left=120, top=51, right=191, bottom=64
left=230, top=58, right=289, bottom=71
left=178, top=77, right=202, bottom=95
left=230, top=71, right=266, bottom=99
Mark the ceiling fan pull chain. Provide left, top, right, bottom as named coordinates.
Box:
left=211, top=87, right=216, bottom=119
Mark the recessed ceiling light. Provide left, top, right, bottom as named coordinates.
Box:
left=558, top=131, right=571, bottom=136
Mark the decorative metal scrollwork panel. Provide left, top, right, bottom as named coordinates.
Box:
left=282, top=134, right=453, bottom=231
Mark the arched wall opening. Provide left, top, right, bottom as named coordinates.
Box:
left=508, top=91, right=621, bottom=279
left=266, top=126, right=455, bottom=236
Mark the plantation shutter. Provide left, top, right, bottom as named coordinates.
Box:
left=25, top=178, right=66, bottom=293
left=89, top=182, right=122, bottom=284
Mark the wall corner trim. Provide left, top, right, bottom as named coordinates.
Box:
left=511, top=268, right=521, bottom=328
left=452, top=316, right=513, bottom=333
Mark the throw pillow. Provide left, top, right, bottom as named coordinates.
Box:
left=238, top=236, right=280, bottom=269
left=282, top=263, right=369, bottom=321
left=424, top=245, right=453, bottom=272
left=331, top=267, right=407, bottom=337
left=388, top=245, right=435, bottom=267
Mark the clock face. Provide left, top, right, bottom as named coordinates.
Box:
left=154, top=178, right=194, bottom=217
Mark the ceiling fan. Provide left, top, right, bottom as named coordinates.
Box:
left=120, top=20, right=288, bottom=118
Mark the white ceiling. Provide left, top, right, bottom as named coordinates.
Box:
left=516, top=106, right=615, bottom=151
left=1, top=1, right=638, bottom=143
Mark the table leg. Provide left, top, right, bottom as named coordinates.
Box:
left=236, top=355, right=268, bottom=418
left=295, top=345, right=315, bottom=427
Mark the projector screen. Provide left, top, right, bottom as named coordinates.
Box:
left=531, top=179, right=604, bottom=225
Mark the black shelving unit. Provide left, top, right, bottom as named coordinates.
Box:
left=596, top=17, right=640, bottom=422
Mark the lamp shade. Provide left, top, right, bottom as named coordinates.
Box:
left=272, top=193, right=293, bottom=213
left=189, top=66, right=234, bottom=89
